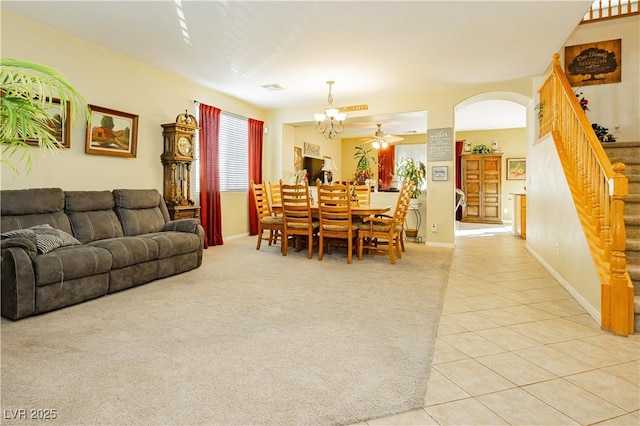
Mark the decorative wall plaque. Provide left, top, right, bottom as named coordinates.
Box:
left=565, top=39, right=621, bottom=87
left=427, top=127, right=453, bottom=161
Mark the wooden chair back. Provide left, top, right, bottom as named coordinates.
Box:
left=251, top=180, right=272, bottom=221
left=357, top=180, right=415, bottom=264
left=316, top=179, right=355, bottom=263
left=268, top=180, right=282, bottom=214
left=279, top=179, right=318, bottom=258
left=352, top=184, right=371, bottom=205
left=250, top=180, right=283, bottom=250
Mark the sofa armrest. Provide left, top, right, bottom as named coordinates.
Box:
left=1, top=236, right=38, bottom=260
left=1, top=246, right=36, bottom=319
left=162, top=218, right=201, bottom=234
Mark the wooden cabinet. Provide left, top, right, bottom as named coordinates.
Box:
left=461, top=154, right=503, bottom=224
left=168, top=205, right=200, bottom=221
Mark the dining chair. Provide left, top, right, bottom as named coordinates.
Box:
left=316, top=179, right=356, bottom=264
left=268, top=180, right=282, bottom=215
left=352, top=184, right=371, bottom=206
left=279, top=179, right=319, bottom=259
left=250, top=180, right=284, bottom=250
left=357, top=180, right=415, bottom=264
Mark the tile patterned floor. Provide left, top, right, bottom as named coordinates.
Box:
left=353, top=223, right=640, bottom=426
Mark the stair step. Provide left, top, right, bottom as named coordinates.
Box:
left=626, top=215, right=640, bottom=226
left=628, top=238, right=640, bottom=252
left=602, top=141, right=640, bottom=157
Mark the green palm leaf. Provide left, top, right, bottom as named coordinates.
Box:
left=1, top=59, right=89, bottom=172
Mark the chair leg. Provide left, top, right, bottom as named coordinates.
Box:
left=389, top=233, right=396, bottom=264
left=256, top=227, right=263, bottom=250
left=318, top=235, right=324, bottom=261
left=282, top=232, right=288, bottom=256
left=307, top=232, right=313, bottom=259
left=347, top=236, right=353, bottom=264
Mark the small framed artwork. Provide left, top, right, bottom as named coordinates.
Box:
left=86, top=105, right=138, bottom=158
left=432, top=166, right=448, bottom=181
left=294, top=146, right=302, bottom=172
left=507, top=158, right=526, bottom=180
left=27, top=98, right=71, bottom=148
left=303, top=141, right=320, bottom=158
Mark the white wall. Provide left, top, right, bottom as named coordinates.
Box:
left=562, top=15, right=639, bottom=142
left=527, top=135, right=601, bottom=319
left=1, top=11, right=267, bottom=238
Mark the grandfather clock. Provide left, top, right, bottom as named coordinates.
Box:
left=161, top=111, right=200, bottom=220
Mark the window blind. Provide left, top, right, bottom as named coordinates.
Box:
left=219, top=112, right=248, bottom=192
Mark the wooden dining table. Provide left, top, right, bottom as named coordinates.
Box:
left=272, top=203, right=391, bottom=218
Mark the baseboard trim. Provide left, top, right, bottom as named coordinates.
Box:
left=526, top=243, right=601, bottom=325
left=225, top=232, right=250, bottom=241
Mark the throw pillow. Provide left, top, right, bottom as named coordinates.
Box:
left=1, top=224, right=81, bottom=254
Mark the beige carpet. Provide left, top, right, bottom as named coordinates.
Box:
left=1, top=236, right=453, bottom=425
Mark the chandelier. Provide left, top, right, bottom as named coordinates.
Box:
left=314, top=81, right=347, bottom=140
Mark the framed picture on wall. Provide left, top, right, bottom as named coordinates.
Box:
left=85, top=105, right=138, bottom=158
left=294, top=146, right=302, bottom=171
left=26, top=98, right=71, bottom=148
left=432, top=166, right=448, bottom=181
left=507, top=158, right=526, bottom=180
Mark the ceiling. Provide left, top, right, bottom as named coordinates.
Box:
left=2, top=0, right=591, bottom=137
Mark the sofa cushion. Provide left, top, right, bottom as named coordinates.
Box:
left=1, top=224, right=81, bottom=254
left=113, top=189, right=169, bottom=236
left=88, top=236, right=159, bottom=269
left=34, top=245, right=112, bottom=286
left=138, top=231, right=202, bottom=259
left=0, top=188, right=73, bottom=234
left=65, top=191, right=124, bottom=243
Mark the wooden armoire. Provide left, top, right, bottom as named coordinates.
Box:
left=461, top=154, right=503, bottom=223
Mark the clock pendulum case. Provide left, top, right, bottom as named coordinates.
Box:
left=161, top=111, right=200, bottom=220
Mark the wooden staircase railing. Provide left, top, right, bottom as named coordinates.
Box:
left=538, top=53, right=634, bottom=336
left=582, top=0, right=639, bottom=23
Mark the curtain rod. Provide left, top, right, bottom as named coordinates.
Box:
left=192, top=101, right=248, bottom=121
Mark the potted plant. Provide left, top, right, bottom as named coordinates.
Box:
left=1, top=59, right=88, bottom=173
left=395, top=157, right=426, bottom=198
left=353, top=143, right=376, bottom=184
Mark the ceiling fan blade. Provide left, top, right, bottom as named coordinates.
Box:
left=385, top=134, right=405, bottom=143
left=356, top=136, right=375, bottom=143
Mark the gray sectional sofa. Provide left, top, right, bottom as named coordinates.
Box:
left=0, top=188, right=204, bottom=320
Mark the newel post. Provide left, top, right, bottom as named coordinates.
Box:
left=606, top=163, right=632, bottom=336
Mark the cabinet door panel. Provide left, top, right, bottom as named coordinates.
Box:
left=461, top=154, right=502, bottom=223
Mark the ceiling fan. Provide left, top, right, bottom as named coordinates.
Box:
left=357, top=123, right=404, bottom=149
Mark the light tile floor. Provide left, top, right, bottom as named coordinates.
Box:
left=354, top=223, right=640, bottom=426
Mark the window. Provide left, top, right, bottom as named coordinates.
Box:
left=194, top=106, right=249, bottom=194
left=219, top=112, right=248, bottom=191
left=395, top=143, right=428, bottom=192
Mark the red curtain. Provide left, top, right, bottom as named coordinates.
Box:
left=248, top=118, right=264, bottom=235
left=199, top=104, right=223, bottom=248
left=377, top=145, right=396, bottom=190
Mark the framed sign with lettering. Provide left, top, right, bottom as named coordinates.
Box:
left=427, top=127, right=453, bottom=161
left=565, top=39, right=621, bottom=87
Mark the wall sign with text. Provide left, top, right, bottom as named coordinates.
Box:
left=427, top=127, right=453, bottom=161
left=565, top=39, right=621, bottom=87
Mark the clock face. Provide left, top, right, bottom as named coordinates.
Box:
left=177, top=136, right=192, bottom=156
